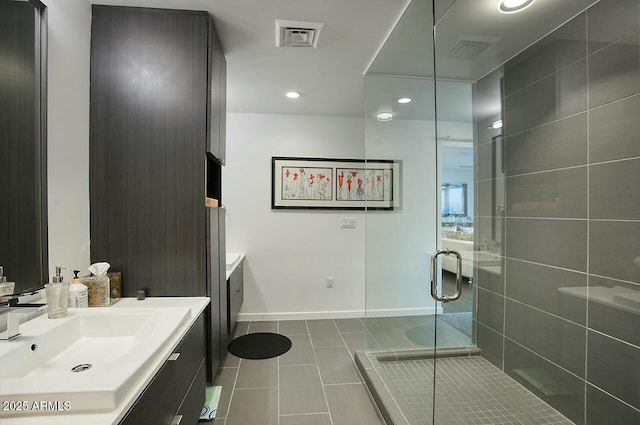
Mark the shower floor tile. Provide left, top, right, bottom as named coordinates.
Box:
left=381, top=356, right=574, bottom=425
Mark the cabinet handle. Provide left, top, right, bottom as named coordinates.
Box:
left=168, top=352, right=181, bottom=361
left=171, top=415, right=183, bottom=425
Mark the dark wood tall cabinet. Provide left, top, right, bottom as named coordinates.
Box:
left=89, top=6, right=226, bottom=382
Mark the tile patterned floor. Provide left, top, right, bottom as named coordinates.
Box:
left=381, top=356, right=575, bottom=425
left=212, top=318, right=384, bottom=425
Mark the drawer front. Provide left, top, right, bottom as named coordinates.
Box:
left=119, top=314, right=206, bottom=425
left=119, top=360, right=177, bottom=425
left=176, top=358, right=206, bottom=425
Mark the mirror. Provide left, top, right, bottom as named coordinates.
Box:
left=0, top=0, right=48, bottom=293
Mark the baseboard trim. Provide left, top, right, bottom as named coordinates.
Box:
left=238, top=306, right=442, bottom=322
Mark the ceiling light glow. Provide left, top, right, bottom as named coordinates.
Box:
left=286, top=91, right=300, bottom=99
left=488, top=120, right=503, bottom=130
left=398, top=97, right=412, bottom=104
left=497, top=0, right=535, bottom=14
left=377, top=112, right=393, bottom=122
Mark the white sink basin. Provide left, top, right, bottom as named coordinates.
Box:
left=0, top=307, right=190, bottom=417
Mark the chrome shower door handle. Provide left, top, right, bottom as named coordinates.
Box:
left=430, top=249, right=463, bottom=303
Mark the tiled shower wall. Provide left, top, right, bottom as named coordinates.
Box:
left=473, top=1, right=640, bottom=424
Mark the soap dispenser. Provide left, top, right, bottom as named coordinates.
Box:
left=0, top=266, right=16, bottom=296
left=68, top=270, right=88, bottom=308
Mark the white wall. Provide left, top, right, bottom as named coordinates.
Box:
left=224, top=113, right=366, bottom=320
left=364, top=119, right=470, bottom=315
left=225, top=113, right=471, bottom=320
left=46, top=0, right=92, bottom=282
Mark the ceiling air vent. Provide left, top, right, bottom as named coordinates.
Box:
left=275, top=19, right=325, bottom=49
left=446, top=35, right=500, bottom=60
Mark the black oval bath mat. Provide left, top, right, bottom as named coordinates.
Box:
left=228, top=332, right=292, bottom=359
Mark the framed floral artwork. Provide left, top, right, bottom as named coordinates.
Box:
left=271, top=157, right=399, bottom=210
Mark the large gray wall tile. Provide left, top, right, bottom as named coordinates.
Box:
left=477, top=134, right=505, bottom=182
left=587, top=0, right=640, bottom=54
left=506, top=218, right=587, bottom=272
left=505, top=113, right=587, bottom=176
left=588, top=275, right=640, bottom=347
left=587, top=330, right=640, bottom=408
left=589, top=221, right=640, bottom=284
left=504, top=13, right=586, bottom=95
left=477, top=321, right=504, bottom=369
left=504, top=90, right=526, bottom=136
left=505, top=300, right=586, bottom=377
left=586, top=384, right=640, bottom=425
left=225, top=388, right=278, bottom=425
left=558, top=59, right=589, bottom=118
left=315, top=346, right=363, bottom=384
left=477, top=287, right=504, bottom=332
left=589, top=93, right=640, bottom=162
left=508, top=60, right=587, bottom=131
left=590, top=158, right=640, bottom=220
left=506, top=259, right=587, bottom=324
left=588, top=32, right=640, bottom=108
left=506, top=167, right=587, bottom=218
left=324, top=384, right=383, bottom=425
left=523, top=73, right=559, bottom=129
left=476, top=262, right=505, bottom=294
left=504, top=339, right=585, bottom=424
left=279, top=364, right=329, bottom=415
left=477, top=179, right=504, bottom=218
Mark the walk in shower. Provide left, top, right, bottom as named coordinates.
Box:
left=361, top=0, right=640, bottom=424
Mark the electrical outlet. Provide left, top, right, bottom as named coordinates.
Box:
left=340, top=217, right=356, bottom=228
left=326, top=276, right=334, bottom=288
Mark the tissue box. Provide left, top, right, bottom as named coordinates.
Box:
left=81, top=275, right=111, bottom=307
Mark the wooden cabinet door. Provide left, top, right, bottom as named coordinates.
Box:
left=90, top=6, right=208, bottom=296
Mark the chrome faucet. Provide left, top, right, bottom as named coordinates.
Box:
left=0, top=304, right=47, bottom=342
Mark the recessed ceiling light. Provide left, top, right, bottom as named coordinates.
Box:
left=286, top=91, right=300, bottom=99
left=497, top=0, right=535, bottom=14
left=377, top=112, right=393, bottom=122
left=398, top=97, right=412, bottom=104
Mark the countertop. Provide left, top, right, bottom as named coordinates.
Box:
left=226, top=253, right=245, bottom=281
left=1, top=297, right=209, bottom=425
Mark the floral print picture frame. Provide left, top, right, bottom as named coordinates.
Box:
left=271, top=157, right=398, bottom=210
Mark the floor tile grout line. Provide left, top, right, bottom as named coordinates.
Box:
left=331, top=317, right=387, bottom=424
left=323, top=382, right=368, bottom=386
left=223, top=345, right=242, bottom=425
left=305, top=319, right=336, bottom=425
left=279, top=412, right=332, bottom=417
left=234, top=386, right=279, bottom=390
left=279, top=362, right=317, bottom=367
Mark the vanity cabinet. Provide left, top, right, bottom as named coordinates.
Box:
left=228, top=261, right=244, bottom=335
left=90, top=6, right=226, bottom=383
left=119, top=313, right=206, bottom=425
